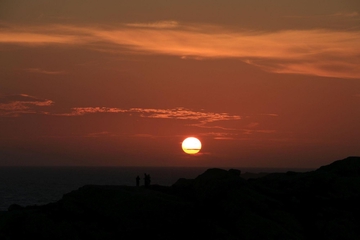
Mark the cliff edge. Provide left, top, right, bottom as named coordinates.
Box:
left=1, top=157, right=360, bottom=240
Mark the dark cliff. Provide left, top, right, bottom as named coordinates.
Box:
left=1, top=156, right=360, bottom=240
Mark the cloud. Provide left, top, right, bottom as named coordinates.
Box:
left=1, top=22, right=360, bottom=79
left=61, top=106, right=241, bottom=123
left=57, top=107, right=126, bottom=116
left=241, top=129, right=276, bottom=135
left=187, top=124, right=238, bottom=131
left=0, top=93, right=262, bottom=136
left=0, top=93, right=276, bottom=139
left=125, top=21, right=179, bottom=29
left=24, top=68, right=65, bottom=75
left=199, top=127, right=276, bottom=140
left=261, top=114, right=279, bottom=117
left=130, top=107, right=241, bottom=123
left=200, top=132, right=236, bottom=140
left=0, top=94, right=53, bottom=116
left=55, top=106, right=245, bottom=139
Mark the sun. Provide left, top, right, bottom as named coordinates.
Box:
left=182, top=137, right=202, bottom=154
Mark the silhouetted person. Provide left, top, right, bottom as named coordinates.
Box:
left=136, top=175, right=140, bottom=187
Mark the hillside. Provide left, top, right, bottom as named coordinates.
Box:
left=1, top=157, right=360, bottom=239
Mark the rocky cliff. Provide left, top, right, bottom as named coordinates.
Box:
left=1, top=157, right=360, bottom=239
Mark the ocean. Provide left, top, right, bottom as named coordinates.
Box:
left=0, top=166, right=312, bottom=211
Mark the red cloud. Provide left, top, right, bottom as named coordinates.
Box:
left=0, top=94, right=53, bottom=117
left=61, top=107, right=241, bottom=124
left=1, top=23, right=360, bottom=79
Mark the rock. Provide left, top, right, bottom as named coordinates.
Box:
left=316, top=156, right=360, bottom=176
left=8, top=204, right=24, bottom=211
left=172, top=178, right=194, bottom=188
left=228, top=169, right=241, bottom=176
left=1, top=157, right=360, bottom=239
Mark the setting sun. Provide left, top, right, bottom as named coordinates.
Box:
left=182, top=137, right=202, bottom=154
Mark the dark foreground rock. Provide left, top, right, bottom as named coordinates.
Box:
left=1, top=156, right=360, bottom=239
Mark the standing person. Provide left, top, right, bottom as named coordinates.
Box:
left=136, top=175, right=140, bottom=187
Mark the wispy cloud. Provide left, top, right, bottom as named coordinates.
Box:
left=199, top=132, right=237, bottom=140
left=0, top=93, right=277, bottom=139
left=0, top=94, right=242, bottom=125
left=125, top=20, right=179, bottom=29
left=1, top=22, right=359, bottom=79
left=187, top=124, right=238, bottom=131
left=260, top=113, right=279, bottom=117
left=58, top=106, right=248, bottom=140
left=24, top=68, right=66, bottom=75
left=61, top=107, right=241, bottom=123
left=241, top=129, right=276, bottom=135
left=0, top=94, right=53, bottom=116
left=131, top=107, right=241, bottom=123
left=57, top=107, right=126, bottom=116
left=199, top=126, right=277, bottom=140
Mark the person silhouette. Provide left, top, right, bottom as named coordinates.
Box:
left=136, top=175, right=140, bottom=187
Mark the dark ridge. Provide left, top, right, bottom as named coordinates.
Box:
left=1, top=156, right=360, bottom=240
left=316, top=156, right=360, bottom=175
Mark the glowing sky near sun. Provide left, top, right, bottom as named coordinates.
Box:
left=0, top=0, right=359, bottom=167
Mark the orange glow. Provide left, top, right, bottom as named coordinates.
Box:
left=1, top=1, right=360, bottom=168
left=0, top=23, right=359, bottom=79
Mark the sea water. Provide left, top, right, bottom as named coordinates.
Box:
left=0, top=166, right=310, bottom=211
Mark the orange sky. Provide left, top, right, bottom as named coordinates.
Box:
left=0, top=0, right=359, bottom=167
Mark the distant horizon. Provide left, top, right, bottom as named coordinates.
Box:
left=0, top=165, right=316, bottom=170
left=0, top=153, right=357, bottom=169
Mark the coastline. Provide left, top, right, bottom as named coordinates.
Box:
left=0, top=157, right=359, bottom=239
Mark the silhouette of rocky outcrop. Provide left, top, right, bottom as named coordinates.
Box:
left=317, top=156, right=360, bottom=176
left=1, top=156, right=360, bottom=239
